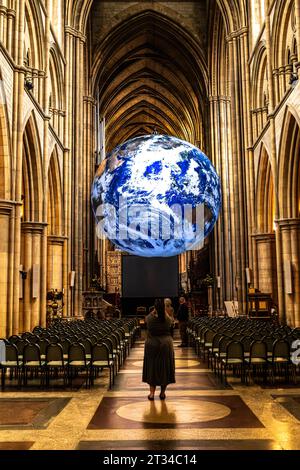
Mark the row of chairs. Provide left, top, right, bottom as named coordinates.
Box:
left=0, top=317, right=140, bottom=389
left=188, top=317, right=300, bottom=385
left=1, top=341, right=115, bottom=389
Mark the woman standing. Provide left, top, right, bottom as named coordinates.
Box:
left=142, top=299, right=175, bottom=400
left=164, top=298, right=175, bottom=337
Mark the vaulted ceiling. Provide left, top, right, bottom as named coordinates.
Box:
left=89, top=6, right=209, bottom=152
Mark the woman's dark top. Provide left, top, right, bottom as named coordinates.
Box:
left=142, top=313, right=175, bottom=386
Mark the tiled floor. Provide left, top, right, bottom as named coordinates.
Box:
left=0, top=331, right=300, bottom=450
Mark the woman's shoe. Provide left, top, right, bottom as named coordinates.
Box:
left=148, top=394, right=155, bottom=401
left=159, top=393, right=166, bottom=400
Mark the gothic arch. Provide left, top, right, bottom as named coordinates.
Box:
left=252, top=42, right=268, bottom=109
left=49, top=46, right=64, bottom=111
left=272, top=0, right=297, bottom=70
left=0, top=76, right=11, bottom=200
left=256, top=145, right=275, bottom=233
left=66, top=0, right=246, bottom=38
left=24, top=0, right=45, bottom=70
left=22, top=114, right=43, bottom=222
left=91, top=9, right=207, bottom=150
left=278, top=107, right=300, bottom=219
left=209, top=6, right=229, bottom=97
left=47, top=146, right=63, bottom=236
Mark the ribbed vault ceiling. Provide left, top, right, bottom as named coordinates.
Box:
left=90, top=10, right=208, bottom=152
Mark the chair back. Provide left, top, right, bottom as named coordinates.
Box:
left=263, top=336, right=275, bottom=354
left=60, top=339, right=71, bottom=354
left=89, top=334, right=98, bottom=345
left=241, top=337, right=252, bottom=353
left=15, top=339, right=29, bottom=355
left=23, top=343, right=41, bottom=364
left=272, top=339, right=290, bottom=360
left=80, top=338, right=92, bottom=356
left=111, top=333, right=120, bottom=349
left=5, top=344, right=19, bottom=363
left=92, top=343, right=109, bottom=363
left=211, top=333, right=222, bottom=349
left=8, top=335, right=21, bottom=344
left=102, top=338, right=113, bottom=355
left=46, top=343, right=64, bottom=364
left=226, top=341, right=244, bottom=360
left=250, top=340, right=267, bottom=360
left=218, top=336, right=231, bottom=353
left=68, top=343, right=86, bottom=364
left=27, top=334, right=39, bottom=344
left=204, top=329, right=216, bottom=343
left=38, top=339, right=50, bottom=356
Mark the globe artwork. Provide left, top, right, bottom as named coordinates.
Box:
left=91, top=135, right=221, bottom=257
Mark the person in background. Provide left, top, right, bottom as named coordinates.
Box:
left=177, top=295, right=189, bottom=347
left=164, top=298, right=175, bottom=337
left=143, top=299, right=175, bottom=400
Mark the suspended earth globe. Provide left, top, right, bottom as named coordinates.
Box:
left=91, top=134, right=221, bottom=257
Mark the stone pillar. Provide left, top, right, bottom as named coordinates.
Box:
left=6, top=8, right=15, bottom=56
left=0, top=201, right=15, bottom=337
left=209, top=95, right=234, bottom=304
left=20, top=222, right=46, bottom=332
left=278, top=219, right=300, bottom=327
left=227, top=31, right=249, bottom=313
left=64, top=27, right=86, bottom=316
left=63, top=28, right=73, bottom=317
left=83, top=96, right=96, bottom=292
left=11, top=0, right=26, bottom=334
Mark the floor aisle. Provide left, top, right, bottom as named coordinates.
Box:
left=0, top=331, right=300, bottom=450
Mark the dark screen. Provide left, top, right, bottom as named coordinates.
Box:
left=122, top=256, right=179, bottom=298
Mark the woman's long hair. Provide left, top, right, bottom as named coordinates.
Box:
left=154, top=298, right=165, bottom=322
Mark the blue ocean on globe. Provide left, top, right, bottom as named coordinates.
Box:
left=91, top=134, right=221, bottom=257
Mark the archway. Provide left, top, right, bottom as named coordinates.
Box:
left=255, top=145, right=277, bottom=301
left=0, top=77, right=11, bottom=337
left=47, top=147, right=64, bottom=294
left=278, top=109, right=300, bottom=326
left=19, top=115, right=44, bottom=332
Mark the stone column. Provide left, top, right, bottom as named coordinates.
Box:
left=74, top=35, right=85, bottom=316
left=0, top=201, right=15, bottom=337
left=63, top=28, right=73, bottom=317
left=278, top=219, right=300, bottom=327
left=227, top=31, right=249, bottom=313
left=6, top=8, right=15, bottom=56
left=40, top=0, right=51, bottom=328
left=11, top=0, right=26, bottom=334
left=210, top=95, right=234, bottom=304
left=296, top=0, right=300, bottom=79
left=20, top=222, right=46, bottom=332
left=0, top=5, right=7, bottom=48
left=83, top=95, right=96, bottom=292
